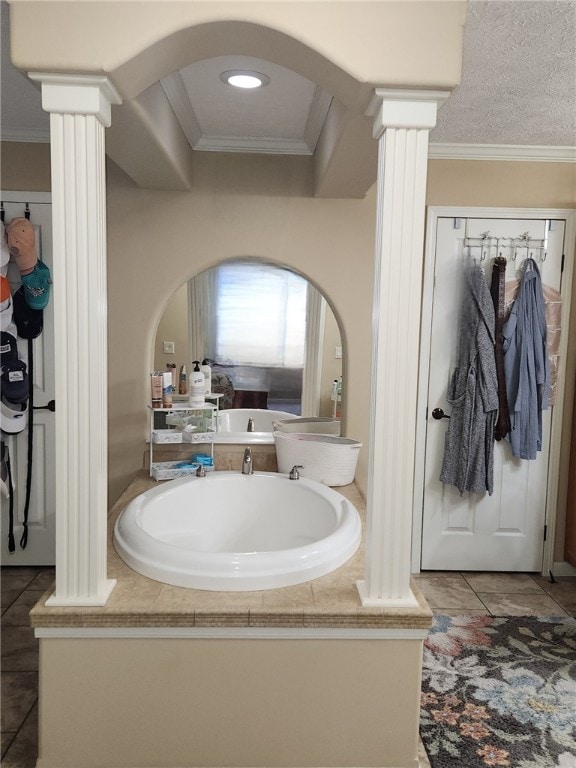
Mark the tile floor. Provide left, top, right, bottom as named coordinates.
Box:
left=2, top=566, right=575, bottom=767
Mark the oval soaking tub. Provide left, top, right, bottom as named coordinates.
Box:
left=113, top=472, right=361, bottom=591
left=215, top=409, right=295, bottom=444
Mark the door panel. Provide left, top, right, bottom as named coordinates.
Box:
left=421, top=216, right=565, bottom=571
left=1, top=196, right=55, bottom=565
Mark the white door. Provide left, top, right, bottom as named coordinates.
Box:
left=421, top=215, right=567, bottom=571
left=1, top=193, right=55, bottom=565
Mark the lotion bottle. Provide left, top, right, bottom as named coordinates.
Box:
left=200, top=359, right=212, bottom=395
left=189, top=361, right=205, bottom=407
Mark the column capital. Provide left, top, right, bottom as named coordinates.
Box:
left=367, top=88, right=451, bottom=139
left=28, top=73, right=122, bottom=128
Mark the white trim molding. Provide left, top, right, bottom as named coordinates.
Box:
left=35, top=626, right=430, bottom=640
left=428, top=143, right=576, bottom=163
left=358, top=89, right=449, bottom=608
left=30, top=73, right=122, bottom=607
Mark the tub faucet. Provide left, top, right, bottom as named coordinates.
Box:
left=242, top=447, right=253, bottom=475
left=247, top=418, right=255, bottom=433
left=289, top=465, right=303, bottom=480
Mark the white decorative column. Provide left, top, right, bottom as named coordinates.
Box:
left=357, top=89, right=449, bottom=607
left=29, top=74, right=122, bottom=605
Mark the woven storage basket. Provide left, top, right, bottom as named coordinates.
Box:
left=272, top=417, right=341, bottom=436
left=273, top=431, right=361, bottom=486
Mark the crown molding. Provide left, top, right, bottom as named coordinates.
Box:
left=1, top=128, right=50, bottom=143
left=428, top=143, right=576, bottom=162
left=303, top=87, right=332, bottom=153
left=160, top=72, right=202, bottom=149
left=195, top=135, right=313, bottom=155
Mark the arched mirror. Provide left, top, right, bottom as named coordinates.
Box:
left=154, top=260, right=343, bottom=420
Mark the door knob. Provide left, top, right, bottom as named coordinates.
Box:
left=33, top=400, right=56, bottom=412
left=431, top=407, right=449, bottom=420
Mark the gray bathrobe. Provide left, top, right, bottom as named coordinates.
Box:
left=440, top=264, right=499, bottom=495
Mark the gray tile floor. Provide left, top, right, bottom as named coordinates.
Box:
left=2, top=566, right=575, bottom=767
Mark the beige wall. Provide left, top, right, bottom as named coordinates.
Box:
left=38, top=635, right=424, bottom=768
left=105, top=154, right=375, bottom=501
left=153, top=280, right=189, bottom=374
left=2, top=143, right=575, bottom=559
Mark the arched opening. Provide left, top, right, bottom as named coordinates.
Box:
left=153, top=258, right=344, bottom=420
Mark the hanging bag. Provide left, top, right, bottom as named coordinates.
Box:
left=13, top=287, right=44, bottom=549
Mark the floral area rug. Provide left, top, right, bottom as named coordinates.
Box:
left=420, top=615, right=576, bottom=768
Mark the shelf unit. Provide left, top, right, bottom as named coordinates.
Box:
left=148, top=394, right=222, bottom=479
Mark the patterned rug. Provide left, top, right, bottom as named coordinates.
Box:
left=420, top=615, right=576, bottom=768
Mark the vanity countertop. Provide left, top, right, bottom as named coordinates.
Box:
left=30, top=471, right=432, bottom=630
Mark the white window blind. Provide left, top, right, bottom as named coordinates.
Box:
left=215, top=262, right=307, bottom=366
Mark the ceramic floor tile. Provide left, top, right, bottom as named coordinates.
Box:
left=531, top=576, right=576, bottom=612
left=1, top=672, right=38, bottom=731
left=1, top=732, right=17, bottom=760
left=416, top=576, right=485, bottom=610
left=463, top=572, right=544, bottom=594
left=1, top=571, right=38, bottom=597
left=1, top=591, right=44, bottom=627
left=1, top=588, right=22, bottom=616
left=0, top=627, right=39, bottom=671
left=477, top=591, right=568, bottom=617
left=0, top=702, right=38, bottom=768
left=27, top=568, right=55, bottom=591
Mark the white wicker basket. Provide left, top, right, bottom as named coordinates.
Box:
left=151, top=429, right=182, bottom=444
left=150, top=461, right=214, bottom=481
left=272, top=417, right=341, bottom=436
left=273, top=431, right=361, bottom=486
left=181, top=430, right=216, bottom=444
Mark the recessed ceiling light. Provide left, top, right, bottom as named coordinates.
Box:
left=220, top=70, right=270, bottom=89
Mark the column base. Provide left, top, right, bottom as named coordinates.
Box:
left=356, top=579, right=420, bottom=608
left=45, top=578, right=117, bottom=607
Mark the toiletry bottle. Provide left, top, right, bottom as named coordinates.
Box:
left=200, top=359, right=212, bottom=395
left=166, top=363, right=177, bottom=392
left=150, top=372, right=163, bottom=409
left=189, top=361, right=205, bottom=408
left=179, top=365, right=187, bottom=395
left=162, top=371, right=173, bottom=408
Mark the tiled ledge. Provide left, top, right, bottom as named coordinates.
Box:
left=30, top=471, right=432, bottom=631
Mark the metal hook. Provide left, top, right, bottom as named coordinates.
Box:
left=24, top=203, right=31, bottom=220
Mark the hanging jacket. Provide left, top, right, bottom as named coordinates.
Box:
left=502, top=258, right=550, bottom=459
left=439, top=264, right=499, bottom=495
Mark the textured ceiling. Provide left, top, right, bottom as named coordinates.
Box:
left=432, top=0, right=576, bottom=145
left=1, top=0, right=575, bottom=150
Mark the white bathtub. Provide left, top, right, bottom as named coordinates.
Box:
left=113, top=472, right=361, bottom=591
left=215, top=408, right=295, bottom=444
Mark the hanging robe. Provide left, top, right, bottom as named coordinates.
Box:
left=439, top=264, right=499, bottom=495
left=502, top=258, right=550, bottom=459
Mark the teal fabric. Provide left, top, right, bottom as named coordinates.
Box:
left=21, top=260, right=51, bottom=310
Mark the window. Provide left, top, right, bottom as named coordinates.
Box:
left=214, top=262, right=307, bottom=367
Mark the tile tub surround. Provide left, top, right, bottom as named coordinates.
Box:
left=29, top=473, right=432, bottom=768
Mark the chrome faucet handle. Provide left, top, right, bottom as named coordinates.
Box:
left=289, top=465, right=304, bottom=480
left=242, top=447, right=253, bottom=475
left=196, top=464, right=206, bottom=478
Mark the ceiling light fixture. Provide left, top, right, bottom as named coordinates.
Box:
left=220, top=70, right=270, bottom=89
